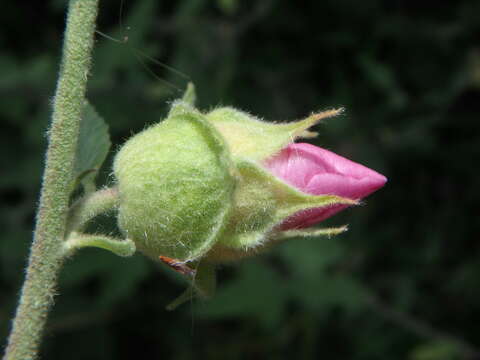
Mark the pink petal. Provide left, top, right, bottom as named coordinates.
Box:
left=264, top=143, right=387, bottom=229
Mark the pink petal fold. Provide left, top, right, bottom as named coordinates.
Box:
left=264, top=143, right=387, bottom=229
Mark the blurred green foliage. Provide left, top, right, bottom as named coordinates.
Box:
left=1, top=0, right=480, bottom=359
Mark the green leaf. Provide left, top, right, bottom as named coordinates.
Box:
left=73, top=101, right=111, bottom=192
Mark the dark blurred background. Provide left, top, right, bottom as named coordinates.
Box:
left=1, top=0, right=480, bottom=359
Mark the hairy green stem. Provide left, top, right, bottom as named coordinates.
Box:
left=3, top=1, right=99, bottom=359
left=66, top=187, right=119, bottom=234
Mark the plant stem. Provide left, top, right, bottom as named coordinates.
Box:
left=66, top=187, right=119, bottom=234
left=3, top=1, right=99, bottom=359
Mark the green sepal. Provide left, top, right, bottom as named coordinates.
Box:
left=218, top=160, right=357, bottom=251
left=205, top=227, right=348, bottom=263
left=167, top=99, right=201, bottom=118
left=63, top=232, right=136, bottom=257
left=114, top=102, right=235, bottom=262
left=274, top=226, right=348, bottom=241
left=206, top=107, right=342, bottom=161
left=166, top=262, right=216, bottom=310
left=204, top=243, right=262, bottom=263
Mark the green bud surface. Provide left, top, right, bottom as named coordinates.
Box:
left=114, top=102, right=235, bottom=261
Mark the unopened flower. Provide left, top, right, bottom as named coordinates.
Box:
left=264, top=143, right=387, bottom=230
left=113, top=86, right=386, bottom=307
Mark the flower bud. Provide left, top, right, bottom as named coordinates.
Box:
left=113, top=102, right=235, bottom=262
left=113, top=89, right=386, bottom=308
left=264, top=143, right=387, bottom=229
left=113, top=95, right=386, bottom=266
left=202, top=107, right=386, bottom=262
